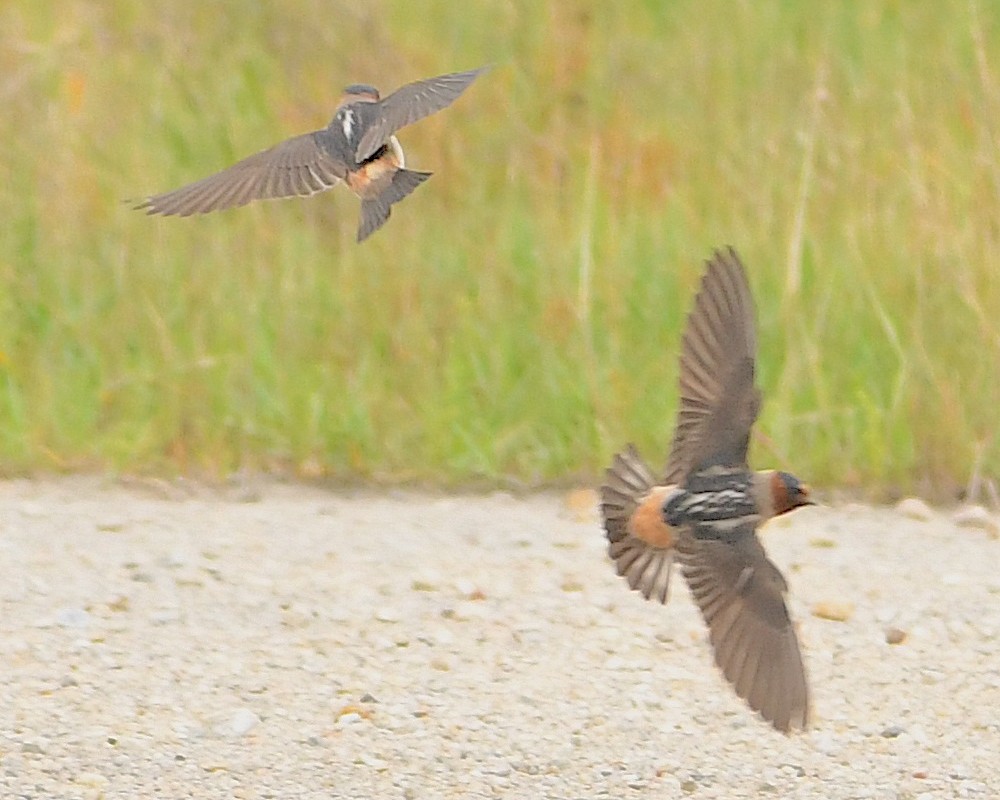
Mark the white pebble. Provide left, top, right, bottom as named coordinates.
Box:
left=953, top=505, right=999, bottom=536
left=895, top=497, right=934, bottom=520
left=223, top=709, right=260, bottom=737
left=55, top=607, right=91, bottom=629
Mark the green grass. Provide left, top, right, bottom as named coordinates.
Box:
left=1, top=1, right=1000, bottom=497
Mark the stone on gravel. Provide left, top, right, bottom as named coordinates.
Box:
left=895, top=497, right=934, bottom=521
left=952, top=505, right=999, bottom=537
left=811, top=601, right=854, bottom=621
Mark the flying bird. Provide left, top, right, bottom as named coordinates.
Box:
left=601, top=247, right=814, bottom=733
left=134, top=66, right=486, bottom=242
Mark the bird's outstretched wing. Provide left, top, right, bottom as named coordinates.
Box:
left=678, top=522, right=809, bottom=732
left=135, top=132, right=346, bottom=216
left=662, top=246, right=761, bottom=485
left=355, top=67, right=487, bottom=163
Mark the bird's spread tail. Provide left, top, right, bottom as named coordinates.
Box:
left=601, top=444, right=675, bottom=604
left=357, top=169, right=432, bottom=242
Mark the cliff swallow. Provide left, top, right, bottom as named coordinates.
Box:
left=134, top=66, right=486, bottom=242
left=601, top=247, right=814, bottom=732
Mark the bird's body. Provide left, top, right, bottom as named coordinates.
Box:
left=135, top=67, right=486, bottom=241
left=601, top=247, right=813, bottom=733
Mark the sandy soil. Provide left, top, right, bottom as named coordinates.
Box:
left=1, top=476, right=998, bottom=799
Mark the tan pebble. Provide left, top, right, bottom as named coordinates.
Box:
left=563, top=487, right=598, bottom=521
left=97, top=520, right=126, bottom=533
left=952, top=505, right=999, bottom=537
left=809, top=537, right=837, bottom=548
left=74, top=772, right=108, bottom=787
left=885, top=627, right=907, bottom=645
left=895, top=497, right=934, bottom=521
left=561, top=580, right=584, bottom=592
left=431, top=658, right=450, bottom=671
left=411, top=580, right=437, bottom=592
left=811, top=602, right=854, bottom=621
left=552, top=540, right=579, bottom=549
left=106, top=594, right=129, bottom=612
left=336, top=704, right=371, bottom=721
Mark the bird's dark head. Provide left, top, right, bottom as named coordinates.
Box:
left=769, top=471, right=814, bottom=516
left=341, top=84, right=380, bottom=103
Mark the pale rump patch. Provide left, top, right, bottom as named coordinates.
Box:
left=346, top=154, right=399, bottom=195
left=627, top=486, right=677, bottom=549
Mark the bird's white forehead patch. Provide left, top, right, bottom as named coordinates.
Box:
left=341, top=108, right=355, bottom=140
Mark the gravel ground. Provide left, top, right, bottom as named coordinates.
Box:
left=1, top=477, right=998, bottom=799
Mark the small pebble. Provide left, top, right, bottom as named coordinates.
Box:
left=809, top=537, right=837, bottom=548
left=895, top=497, right=934, bottom=521
left=74, top=772, right=109, bottom=788
left=811, top=602, right=854, bottom=622
left=359, top=752, right=387, bottom=769
left=953, top=505, right=999, bottom=537
left=562, top=487, right=598, bottom=521
left=106, top=594, right=130, bottom=612
left=884, top=627, right=907, bottom=645
left=881, top=725, right=904, bottom=738
left=55, top=607, right=91, bottom=629
left=225, top=709, right=260, bottom=736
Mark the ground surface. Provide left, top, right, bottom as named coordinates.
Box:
left=1, top=477, right=998, bottom=799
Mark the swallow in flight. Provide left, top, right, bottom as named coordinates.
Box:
left=601, top=247, right=814, bottom=732
left=135, top=66, right=486, bottom=241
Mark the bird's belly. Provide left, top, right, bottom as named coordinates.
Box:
left=628, top=485, right=684, bottom=549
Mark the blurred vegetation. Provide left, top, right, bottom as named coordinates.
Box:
left=1, top=1, right=999, bottom=498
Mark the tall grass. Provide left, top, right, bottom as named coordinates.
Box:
left=1, top=1, right=999, bottom=497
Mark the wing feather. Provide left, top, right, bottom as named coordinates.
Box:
left=678, top=529, right=809, bottom=732
left=355, top=67, right=487, bottom=162
left=136, top=132, right=345, bottom=216
left=663, top=247, right=761, bottom=484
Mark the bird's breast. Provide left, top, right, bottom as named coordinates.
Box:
left=669, top=469, right=757, bottom=526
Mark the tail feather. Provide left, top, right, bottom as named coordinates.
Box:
left=358, top=197, right=390, bottom=242
left=601, top=444, right=657, bottom=544
left=382, top=168, right=431, bottom=205
left=600, top=445, right=676, bottom=604
left=356, top=169, right=432, bottom=242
